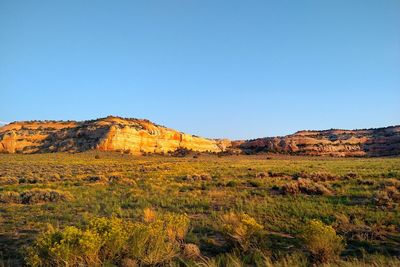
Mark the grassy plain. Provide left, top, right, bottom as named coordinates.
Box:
left=0, top=152, right=399, bottom=266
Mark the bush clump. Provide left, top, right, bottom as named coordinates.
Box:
left=357, top=179, right=375, bottom=185
left=171, top=148, right=192, bottom=157
left=302, top=219, right=344, bottom=263
left=89, top=217, right=129, bottom=261
left=0, top=189, right=72, bottom=204
left=18, top=177, right=44, bottom=184
left=374, top=186, right=400, bottom=209
left=182, top=243, right=201, bottom=259
left=20, top=189, right=73, bottom=204
left=0, top=176, right=19, bottom=185
left=255, top=172, right=268, bottom=178
left=25, top=210, right=191, bottom=266
left=226, top=180, right=238, bottom=187
left=382, top=178, right=400, bottom=188
left=267, top=171, right=286, bottom=178
left=219, top=212, right=264, bottom=251
left=185, top=173, right=212, bottom=182
left=85, top=175, right=108, bottom=183
left=281, top=178, right=332, bottom=195
left=293, top=171, right=341, bottom=182
left=25, top=225, right=102, bottom=266
left=343, top=171, right=358, bottom=179
left=0, top=191, right=21, bottom=203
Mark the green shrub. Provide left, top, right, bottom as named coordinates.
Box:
left=126, top=212, right=189, bottom=265
left=89, top=217, right=128, bottom=261
left=127, top=221, right=179, bottom=265
left=25, top=212, right=190, bottom=266
left=302, top=219, right=344, bottom=263
left=219, top=212, right=264, bottom=251
left=25, top=225, right=102, bottom=267
left=163, top=213, right=190, bottom=242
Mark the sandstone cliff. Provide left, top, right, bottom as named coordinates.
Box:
left=1, top=117, right=399, bottom=156
left=238, top=126, right=400, bottom=157
left=0, top=116, right=230, bottom=154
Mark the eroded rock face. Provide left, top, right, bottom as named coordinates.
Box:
left=239, top=126, right=400, bottom=157
left=0, top=116, right=230, bottom=154
left=1, top=117, right=399, bottom=156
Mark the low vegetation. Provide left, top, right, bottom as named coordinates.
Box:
left=0, top=152, right=399, bottom=266
left=25, top=211, right=190, bottom=266
left=281, top=178, right=332, bottom=195
left=219, top=212, right=264, bottom=251
left=302, top=219, right=344, bottom=263
left=0, top=189, right=72, bottom=204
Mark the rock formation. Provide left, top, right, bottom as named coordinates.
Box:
left=0, top=116, right=399, bottom=156
left=238, top=126, right=400, bottom=157
left=0, top=116, right=230, bottom=154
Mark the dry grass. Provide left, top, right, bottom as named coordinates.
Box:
left=0, top=152, right=399, bottom=266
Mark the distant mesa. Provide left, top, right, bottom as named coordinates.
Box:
left=237, top=126, right=400, bottom=157
left=0, top=116, right=399, bottom=157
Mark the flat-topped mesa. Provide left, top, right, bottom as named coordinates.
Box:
left=0, top=116, right=230, bottom=154
left=239, top=126, right=400, bottom=157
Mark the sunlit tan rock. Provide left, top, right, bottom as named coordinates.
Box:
left=1, top=116, right=398, bottom=156
left=0, top=116, right=230, bottom=154
left=239, top=127, right=400, bottom=157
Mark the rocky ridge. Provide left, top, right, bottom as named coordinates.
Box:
left=0, top=116, right=399, bottom=156
left=0, top=116, right=230, bottom=154
left=238, top=126, right=400, bottom=157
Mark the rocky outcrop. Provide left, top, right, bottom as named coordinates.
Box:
left=238, top=126, right=400, bottom=157
left=0, top=116, right=230, bottom=154
left=1, top=116, right=399, bottom=156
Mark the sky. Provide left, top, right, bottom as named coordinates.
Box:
left=0, top=1, right=399, bottom=139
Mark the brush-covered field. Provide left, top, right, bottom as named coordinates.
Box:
left=0, top=152, right=399, bottom=266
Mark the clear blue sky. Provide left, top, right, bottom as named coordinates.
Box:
left=1, top=1, right=399, bottom=139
